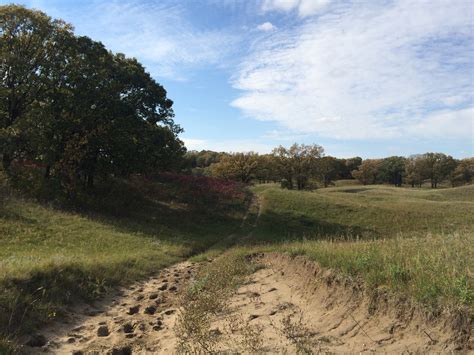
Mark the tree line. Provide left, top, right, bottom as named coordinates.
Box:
left=184, top=145, right=473, bottom=189
left=0, top=5, right=184, bottom=191
left=2, top=6, right=471, bottom=195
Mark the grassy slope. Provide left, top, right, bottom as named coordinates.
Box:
left=1, top=178, right=472, bottom=350
left=242, top=184, right=474, bottom=309
left=251, top=183, right=474, bottom=240
left=0, top=177, right=247, bottom=347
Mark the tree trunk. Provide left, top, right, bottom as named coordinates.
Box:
left=87, top=174, right=94, bottom=188
left=2, top=153, right=12, bottom=171
left=44, top=165, right=51, bottom=179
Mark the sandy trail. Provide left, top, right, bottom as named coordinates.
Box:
left=25, top=255, right=468, bottom=354
left=23, top=196, right=469, bottom=353
left=28, top=261, right=200, bottom=354
left=207, top=255, right=463, bottom=353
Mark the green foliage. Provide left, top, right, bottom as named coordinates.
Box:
left=210, top=152, right=259, bottom=183
left=352, top=159, right=382, bottom=185
left=422, top=153, right=457, bottom=188
left=316, top=156, right=339, bottom=187
left=378, top=156, right=406, bottom=186
left=272, top=143, right=324, bottom=190
left=451, top=158, right=474, bottom=186
left=0, top=5, right=184, bottom=191
left=453, top=276, right=473, bottom=305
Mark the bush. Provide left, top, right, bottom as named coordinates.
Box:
left=158, top=173, right=248, bottom=208
left=280, top=179, right=292, bottom=189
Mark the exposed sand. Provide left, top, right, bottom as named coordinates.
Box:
left=22, top=196, right=471, bottom=353
left=26, top=261, right=198, bottom=354
left=24, top=254, right=471, bottom=354
left=207, top=254, right=471, bottom=353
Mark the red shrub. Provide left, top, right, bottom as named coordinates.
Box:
left=158, top=172, right=247, bottom=206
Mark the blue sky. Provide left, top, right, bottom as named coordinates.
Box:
left=7, top=0, right=474, bottom=158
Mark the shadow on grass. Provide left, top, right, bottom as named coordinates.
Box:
left=241, top=210, right=379, bottom=246
left=30, top=177, right=249, bottom=254
left=0, top=177, right=250, bottom=341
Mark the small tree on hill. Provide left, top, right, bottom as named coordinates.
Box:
left=210, top=152, right=259, bottom=183
left=450, top=158, right=474, bottom=186
left=273, top=143, right=324, bottom=190
left=379, top=156, right=406, bottom=186
left=352, top=159, right=382, bottom=185
left=421, top=153, right=457, bottom=188
left=316, top=156, right=339, bottom=187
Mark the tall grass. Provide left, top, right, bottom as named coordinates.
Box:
left=241, top=184, right=474, bottom=310
left=251, top=184, right=474, bottom=241
left=258, top=233, right=473, bottom=309
left=0, top=174, right=248, bottom=345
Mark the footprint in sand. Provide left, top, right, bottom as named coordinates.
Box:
left=144, top=305, right=157, bottom=315
left=127, top=305, right=140, bottom=315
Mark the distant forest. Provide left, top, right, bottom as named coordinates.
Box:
left=1, top=5, right=472, bottom=197
left=184, top=147, right=473, bottom=190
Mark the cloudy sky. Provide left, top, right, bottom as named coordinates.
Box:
left=9, top=0, right=474, bottom=158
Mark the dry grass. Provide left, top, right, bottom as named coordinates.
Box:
left=242, top=184, right=474, bottom=310
left=0, top=176, right=247, bottom=350
left=175, top=252, right=261, bottom=353
left=279, top=311, right=317, bottom=354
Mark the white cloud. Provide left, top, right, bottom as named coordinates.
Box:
left=54, top=1, right=237, bottom=80
left=406, top=107, right=474, bottom=140
left=233, top=0, right=474, bottom=141
left=181, top=137, right=274, bottom=153
left=182, top=138, right=208, bottom=151
left=262, top=0, right=331, bottom=17
left=257, top=22, right=277, bottom=32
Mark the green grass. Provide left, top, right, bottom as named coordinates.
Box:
left=251, top=183, right=474, bottom=241
left=332, top=179, right=362, bottom=187
left=235, top=183, right=474, bottom=310
left=1, top=176, right=472, bottom=350
left=0, top=176, right=247, bottom=345
left=248, top=233, right=473, bottom=309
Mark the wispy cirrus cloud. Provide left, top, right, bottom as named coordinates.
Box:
left=261, top=0, right=331, bottom=17
left=232, top=0, right=474, bottom=141
left=37, top=0, right=238, bottom=80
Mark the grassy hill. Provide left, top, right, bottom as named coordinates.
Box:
left=0, top=175, right=248, bottom=349
left=251, top=183, right=474, bottom=241
left=1, top=179, right=472, bottom=351
left=237, top=184, right=473, bottom=310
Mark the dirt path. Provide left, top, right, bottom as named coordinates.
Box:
left=27, top=262, right=200, bottom=354
left=205, top=255, right=466, bottom=353
left=25, top=255, right=468, bottom=354
left=23, top=197, right=265, bottom=354
left=23, top=197, right=469, bottom=353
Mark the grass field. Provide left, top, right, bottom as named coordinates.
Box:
left=1, top=178, right=473, bottom=351
left=234, top=184, right=474, bottom=310
left=0, top=175, right=248, bottom=348
left=251, top=183, right=474, bottom=241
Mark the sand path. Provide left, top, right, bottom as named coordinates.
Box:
left=23, top=196, right=469, bottom=353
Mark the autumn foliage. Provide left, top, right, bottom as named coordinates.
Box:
left=158, top=172, right=248, bottom=207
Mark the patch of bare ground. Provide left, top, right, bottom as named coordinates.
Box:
left=21, top=261, right=200, bottom=354
left=22, top=252, right=472, bottom=354
left=205, top=253, right=471, bottom=353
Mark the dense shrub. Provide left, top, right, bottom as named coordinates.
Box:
left=158, top=173, right=248, bottom=207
